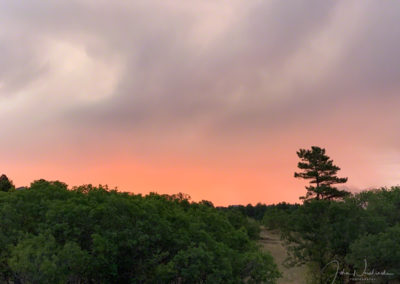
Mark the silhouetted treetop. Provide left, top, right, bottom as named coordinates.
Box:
left=294, top=146, right=349, bottom=201
left=0, top=174, right=14, bottom=192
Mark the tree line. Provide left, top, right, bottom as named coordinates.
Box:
left=0, top=179, right=280, bottom=283
left=1, top=146, right=399, bottom=283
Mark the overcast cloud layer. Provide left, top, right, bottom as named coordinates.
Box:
left=1, top=0, right=400, bottom=205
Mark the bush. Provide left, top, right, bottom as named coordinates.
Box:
left=0, top=180, right=281, bottom=283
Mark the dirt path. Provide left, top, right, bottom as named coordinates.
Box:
left=258, top=227, right=308, bottom=284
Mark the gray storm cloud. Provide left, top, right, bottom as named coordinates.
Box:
left=0, top=0, right=400, bottom=191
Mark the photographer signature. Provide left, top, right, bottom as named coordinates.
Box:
left=321, top=258, right=394, bottom=283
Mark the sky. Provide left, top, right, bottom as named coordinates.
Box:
left=1, top=0, right=400, bottom=205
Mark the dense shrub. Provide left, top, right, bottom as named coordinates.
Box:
left=262, top=203, right=299, bottom=230
left=269, top=187, right=400, bottom=283
left=0, top=180, right=280, bottom=283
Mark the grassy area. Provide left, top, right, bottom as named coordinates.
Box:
left=258, top=227, right=308, bottom=284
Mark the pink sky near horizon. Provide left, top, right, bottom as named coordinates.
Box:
left=1, top=1, right=400, bottom=206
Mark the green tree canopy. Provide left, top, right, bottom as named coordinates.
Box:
left=346, top=224, right=400, bottom=281
left=294, top=146, right=349, bottom=201
left=0, top=179, right=281, bottom=283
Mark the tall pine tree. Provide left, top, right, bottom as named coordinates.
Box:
left=294, top=146, right=349, bottom=201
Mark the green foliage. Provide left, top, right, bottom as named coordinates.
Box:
left=346, top=224, right=400, bottom=280
left=294, top=146, right=349, bottom=201
left=8, top=233, right=61, bottom=284
left=219, top=203, right=269, bottom=222
left=240, top=251, right=281, bottom=284
left=223, top=208, right=261, bottom=240
left=0, top=179, right=280, bottom=283
left=8, top=233, right=90, bottom=284
left=262, top=203, right=299, bottom=230
left=278, top=186, right=400, bottom=283
left=243, top=204, right=269, bottom=221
